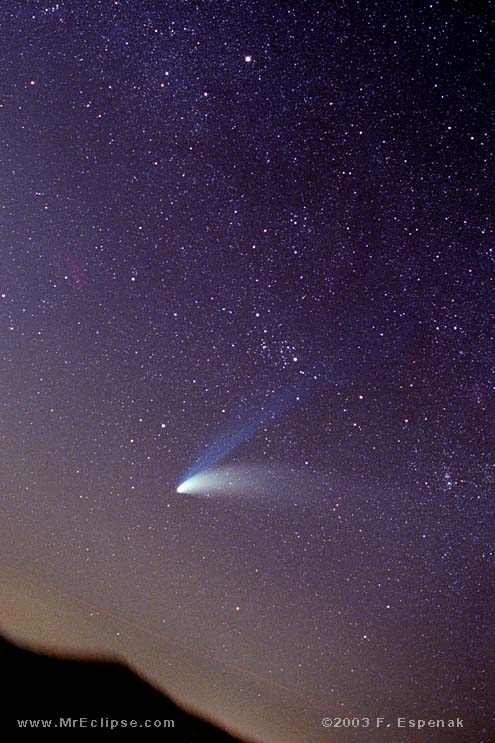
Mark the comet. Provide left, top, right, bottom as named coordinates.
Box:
left=176, top=463, right=323, bottom=503
left=177, top=465, right=274, bottom=497
left=177, top=378, right=311, bottom=493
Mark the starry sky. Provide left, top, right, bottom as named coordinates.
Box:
left=1, top=1, right=494, bottom=741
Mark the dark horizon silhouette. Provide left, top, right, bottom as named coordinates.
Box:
left=1, top=632, right=248, bottom=739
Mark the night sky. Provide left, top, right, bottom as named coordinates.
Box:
left=1, top=1, right=494, bottom=741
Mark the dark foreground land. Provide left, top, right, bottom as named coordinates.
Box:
left=1, top=634, right=245, bottom=739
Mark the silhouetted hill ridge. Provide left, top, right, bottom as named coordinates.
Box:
left=1, top=634, right=246, bottom=739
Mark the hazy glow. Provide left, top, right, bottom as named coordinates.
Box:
left=176, top=463, right=322, bottom=501
left=178, top=465, right=268, bottom=497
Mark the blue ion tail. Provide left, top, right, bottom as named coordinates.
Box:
left=177, top=378, right=311, bottom=492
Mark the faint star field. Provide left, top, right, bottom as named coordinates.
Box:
left=0, top=2, right=494, bottom=742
